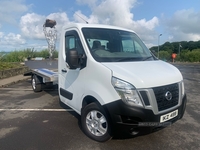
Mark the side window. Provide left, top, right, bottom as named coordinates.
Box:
left=65, top=30, right=87, bottom=68
left=66, top=36, right=75, bottom=50
left=122, top=38, right=144, bottom=54
left=122, top=39, right=135, bottom=52
left=65, top=31, right=84, bottom=55
left=134, top=41, right=144, bottom=53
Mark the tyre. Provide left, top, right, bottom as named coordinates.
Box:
left=31, top=74, right=42, bottom=92
left=81, top=102, right=112, bottom=142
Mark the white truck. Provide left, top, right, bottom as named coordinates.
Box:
left=25, top=23, right=187, bottom=142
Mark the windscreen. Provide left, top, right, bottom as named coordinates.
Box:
left=82, top=28, right=155, bottom=62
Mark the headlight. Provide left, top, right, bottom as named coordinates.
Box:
left=181, top=81, right=185, bottom=97
left=111, top=77, right=143, bottom=107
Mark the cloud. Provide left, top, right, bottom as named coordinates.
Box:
left=20, top=13, right=46, bottom=39
left=0, top=0, right=30, bottom=24
left=75, top=0, right=137, bottom=26
left=18, top=0, right=159, bottom=48
left=47, top=12, right=70, bottom=30
left=0, top=33, right=25, bottom=45
left=165, top=9, right=200, bottom=42
left=1, top=0, right=160, bottom=51
left=76, top=0, right=98, bottom=8
left=0, top=32, right=4, bottom=38
left=5, top=33, right=26, bottom=45
left=0, top=0, right=30, bottom=51
left=92, top=0, right=136, bottom=25
left=74, top=0, right=159, bottom=46
left=73, top=10, right=96, bottom=23
left=20, top=12, right=70, bottom=39
left=0, top=32, right=26, bottom=51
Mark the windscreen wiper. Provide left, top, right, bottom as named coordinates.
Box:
left=117, top=58, right=136, bottom=62
left=142, top=56, right=154, bottom=61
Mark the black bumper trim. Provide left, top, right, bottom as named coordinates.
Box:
left=60, top=88, right=73, bottom=100
left=103, top=94, right=187, bottom=136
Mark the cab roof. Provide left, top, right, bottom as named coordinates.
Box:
left=62, top=23, right=135, bottom=33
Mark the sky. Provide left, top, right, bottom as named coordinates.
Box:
left=0, top=0, right=200, bottom=52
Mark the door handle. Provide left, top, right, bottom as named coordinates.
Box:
left=61, top=69, right=67, bottom=73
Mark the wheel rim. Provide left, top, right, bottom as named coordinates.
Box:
left=32, top=78, right=36, bottom=90
left=86, top=110, right=108, bottom=136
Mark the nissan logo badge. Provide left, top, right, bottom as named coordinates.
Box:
left=165, top=91, right=172, bottom=101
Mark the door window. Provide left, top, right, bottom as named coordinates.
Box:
left=65, top=30, right=84, bottom=55
left=65, top=30, right=86, bottom=68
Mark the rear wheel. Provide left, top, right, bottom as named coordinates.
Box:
left=81, top=102, right=112, bottom=142
left=31, top=74, right=42, bottom=92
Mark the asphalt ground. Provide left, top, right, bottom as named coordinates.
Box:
left=0, top=63, right=200, bottom=150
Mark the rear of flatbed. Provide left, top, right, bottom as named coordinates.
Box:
left=24, top=60, right=58, bottom=92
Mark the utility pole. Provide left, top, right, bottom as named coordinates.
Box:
left=158, top=34, right=162, bottom=59
left=179, top=43, right=182, bottom=55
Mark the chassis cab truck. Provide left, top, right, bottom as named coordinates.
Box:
left=58, top=23, right=187, bottom=142
left=29, top=23, right=187, bottom=142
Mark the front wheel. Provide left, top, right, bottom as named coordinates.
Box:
left=81, top=102, right=112, bottom=142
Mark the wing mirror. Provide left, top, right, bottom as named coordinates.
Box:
left=67, top=50, right=79, bottom=69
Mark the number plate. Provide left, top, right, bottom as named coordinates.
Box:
left=160, top=110, right=178, bottom=123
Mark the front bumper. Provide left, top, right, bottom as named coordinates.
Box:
left=103, top=94, right=187, bottom=136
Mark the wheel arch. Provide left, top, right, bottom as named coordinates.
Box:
left=82, top=95, right=101, bottom=110
left=81, top=95, right=113, bottom=128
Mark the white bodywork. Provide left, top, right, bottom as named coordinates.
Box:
left=58, top=23, right=183, bottom=115
left=102, top=61, right=182, bottom=88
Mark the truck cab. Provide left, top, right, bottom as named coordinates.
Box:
left=58, top=23, right=187, bottom=142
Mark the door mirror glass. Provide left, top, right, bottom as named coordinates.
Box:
left=67, top=50, right=79, bottom=69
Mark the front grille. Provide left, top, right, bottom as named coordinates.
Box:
left=139, top=91, right=150, bottom=106
left=153, top=83, right=179, bottom=111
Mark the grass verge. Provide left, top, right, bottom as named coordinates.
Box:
left=0, top=62, right=23, bottom=71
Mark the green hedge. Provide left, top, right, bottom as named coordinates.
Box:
left=0, top=62, right=22, bottom=71
left=180, top=49, right=200, bottom=62
left=157, top=49, right=200, bottom=62
left=0, top=49, right=58, bottom=62
left=1, top=48, right=200, bottom=62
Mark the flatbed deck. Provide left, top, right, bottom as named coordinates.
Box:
left=24, top=60, right=58, bottom=84
left=25, top=59, right=58, bottom=70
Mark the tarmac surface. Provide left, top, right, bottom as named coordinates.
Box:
left=0, top=74, right=30, bottom=88
left=0, top=63, right=200, bottom=150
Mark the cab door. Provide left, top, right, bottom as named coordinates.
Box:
left=59, top=30, right=86, bottom=111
